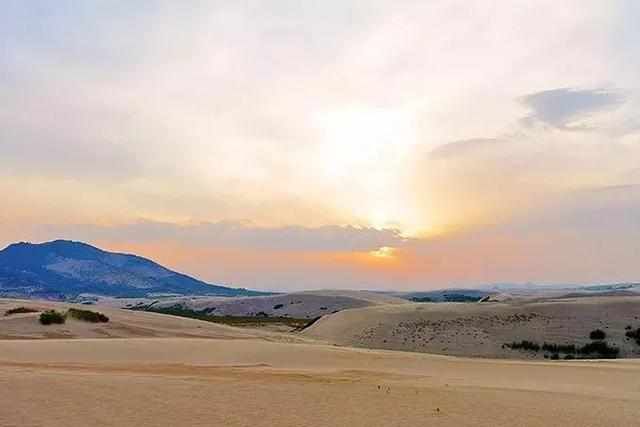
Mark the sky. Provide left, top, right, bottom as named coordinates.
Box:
left=1, top=1, right=639, bottom=291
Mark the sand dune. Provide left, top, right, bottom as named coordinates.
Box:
left=304, top=296, right=640, bottom=358
left=0, top=298, right=300, bottom=342
left=1, top=338, right=639, bottom=426
left=2, top=296, right=640, bottom=426
left=143, top=289, right=408, bottom=319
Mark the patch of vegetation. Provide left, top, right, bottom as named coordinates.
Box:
left=442, top=294, right=480, bottom=302
left=542, top=343, right=576, bottom=354
left=578, top=341, right=619, bottom=358
left=137, top=305, right=316, bottom=330
left=273, top=304, right=284, bottom=310
left=67, top=308, right=109, bottom=323
left=39, top=310, right=66, bottom=325
left=506, top=334, right=620, bottom=359
left=505, top=340, right=540, bottom=351
left=625, top=328, right=640, bottom=345
left=4, top=307, right=39, bottom=316
left=589, top=329, right=606, bottom=340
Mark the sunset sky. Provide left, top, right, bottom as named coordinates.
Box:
left=2, top=1, right=639, bottom=291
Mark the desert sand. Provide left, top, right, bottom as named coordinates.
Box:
left=305, top=296, right=640, bottom=358
left=121, top=289, right=409, bottom=319
left=0, top=298, right=299, bottom=342
left=1, top=338, right=639, bottom=426
left=1, top=297, right=640, bottom=426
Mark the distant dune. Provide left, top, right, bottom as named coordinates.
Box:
left=304, top=296, right=640, bottom=359
left=144, top=289, right=409, bottom=319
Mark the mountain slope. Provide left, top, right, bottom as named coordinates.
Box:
left=0, top=240, right=264, bottom=299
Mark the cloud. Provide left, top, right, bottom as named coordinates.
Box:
left=33, top=221, right=409, bottom=253
left=520, top=87, right=626, bottom=129
left=405, top=184, right=640, bottom=287
left=428, top=138, right=506, bottom=159
left=1, top=2, right=640, bottom=289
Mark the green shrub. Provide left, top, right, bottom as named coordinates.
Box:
left=589, top=329, right=606, bottom=340
left=625, top=328, right=640, bottom=345
left=67, top=308, right=109, bottom=323
left=578, top=341, right=619, bottom=358
left=5, top=307, right=39, bottom=316
left=542, top=343, right=576, bottom=354
left=273, top=304, right=284, bottom=310
left=506, top=340, right=540, bottom=351
left=39, top=310, right=66, bottom=325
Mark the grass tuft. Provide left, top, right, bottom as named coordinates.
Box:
left=39, top=310, right=66, bottom=325
left=67, top=308, right=109, bottom=323
left=5, top=307, right=39, bottom=316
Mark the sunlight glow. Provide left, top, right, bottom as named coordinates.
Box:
left=369, top=246, right=396, bottom=258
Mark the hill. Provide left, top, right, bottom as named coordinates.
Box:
left=303, top=296, right=640, bottom=359
left=143, top=289, right=408, bottom=320
left=0, top=240, right=266, bottom=299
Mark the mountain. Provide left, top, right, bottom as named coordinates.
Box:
left=0, top=240, right=267, bottom=299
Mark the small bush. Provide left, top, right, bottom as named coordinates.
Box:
left=273, top=304, right=284, bottom=310
left=506, top=340, right=540, bottom=351
left=550, top=353, right=560, bottom=360
left=625, top=328, right=640, bottom=345
left=542, top=343, right=576, bottom=354
left=39, top=310, right=66, bottom=325
left=589, top=329, right=606, bottom=340
left=578, top=341, right=619, bottom=358
left=5, top=307, right=39, bottom=316
left=67, top=308, right=109, bottom=323
left=564, top=354, right=575, bottom=360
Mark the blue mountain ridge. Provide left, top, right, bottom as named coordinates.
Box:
left=0, top=240, right=267, bottom=299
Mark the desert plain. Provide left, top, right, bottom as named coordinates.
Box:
left=1, top=295, right=639, bottom=427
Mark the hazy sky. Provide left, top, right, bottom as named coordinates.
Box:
left=2, top=1, right=639, bottom=290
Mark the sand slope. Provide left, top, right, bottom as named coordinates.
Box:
left=146, top=289, right=408, bottom=319
left=0, top=298, right=300, bottom=342
left=304, top=296, right=640, bottom=358
left=1, top=338, right=639, bottom=427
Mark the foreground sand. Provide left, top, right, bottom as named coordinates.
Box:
left=1, top=337, right=639, bottom=427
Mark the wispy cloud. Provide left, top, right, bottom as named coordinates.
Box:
left=35, top=222, right=409, bottom=253
left=520, top=87, right=626, bottom=129
left=428, top=139, right=505, bottom=160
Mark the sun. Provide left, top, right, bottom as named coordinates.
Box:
left=369, top=246, right=396, bottom=258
